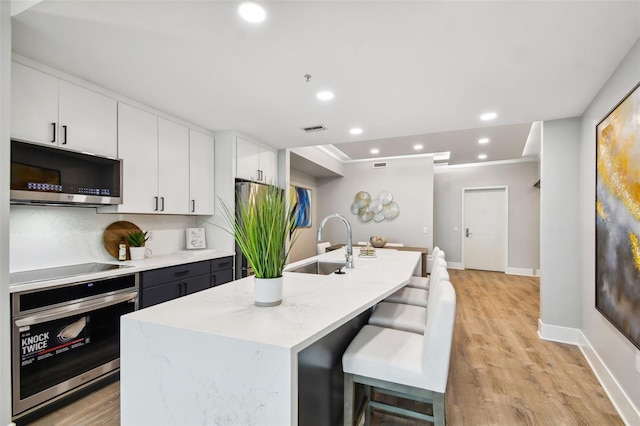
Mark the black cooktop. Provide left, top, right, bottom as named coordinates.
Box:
left=10, top=262, right=131, bottom=285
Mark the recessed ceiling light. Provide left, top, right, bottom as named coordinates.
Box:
left=413, top=144, right=423, bottom=150
left=478, top=138, right=490, bottom=144
left=316, top=91, right=334, bottom=101
left=478, top=154, right=488, bottom=160
left=480, top=112, right=497, bottom=121
left=370, top=148, right=380, bottom=154
left=238, top=2, right=266, bottom=23
left=350, top=128, right=363, bottom=135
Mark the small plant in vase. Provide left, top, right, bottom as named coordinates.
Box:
left=127, top=230, right=149, bottom=260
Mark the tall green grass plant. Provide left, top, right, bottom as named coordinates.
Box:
left=220, top=184, right=299, bottom=279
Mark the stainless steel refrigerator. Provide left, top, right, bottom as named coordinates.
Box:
left=234, top=180, right=269, bottom=278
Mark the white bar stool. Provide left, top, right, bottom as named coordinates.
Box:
left=407, top=256, right=446, bottom=290
left=383, top=265, right=448, bottom=307
left=343, top=281, right=457, bottom=425
left=369, top=266, right=449, bottom=334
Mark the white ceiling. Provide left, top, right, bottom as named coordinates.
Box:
left=10, top=1, right=640, bottom=165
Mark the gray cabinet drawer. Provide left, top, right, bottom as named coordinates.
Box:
left=141, top=260, right=210, bottom=289
left=211, top=256, right=233, bottom=272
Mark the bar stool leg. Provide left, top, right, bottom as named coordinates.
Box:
left=344, top=373, right=355, bottom=426
left=364, top=384, right=372, bottom=426
left=433, top=392, right=446, bottom=426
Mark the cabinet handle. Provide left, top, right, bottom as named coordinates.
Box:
left=161, top=197, right=165, bottom=211
left=62, top=125, right=68, bottom=144
left=174, top=270, right=190, bottom=277
left=177, top=282, right=184, bottom=296
left=154, top=196, right=159, bottom=211
left=191, top=200, right=195, bottom=213
left=51, top=123, right=56, bottom=143
left=212, top=274, right=216, bottom=287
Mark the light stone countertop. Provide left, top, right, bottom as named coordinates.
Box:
left=9, top=249, right=235, bottom=293
left=122, top=248, right=419, bottom=352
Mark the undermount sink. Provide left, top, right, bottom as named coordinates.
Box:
left=286, top=261, right=347, bottom=275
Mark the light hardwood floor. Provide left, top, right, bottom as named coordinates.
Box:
left=28, top=269, right=622, bottom=425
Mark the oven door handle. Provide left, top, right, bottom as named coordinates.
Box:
left=15, top=291, right=138, bottom=327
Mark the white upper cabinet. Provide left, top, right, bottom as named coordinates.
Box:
left=106, top=104, right=192, bottom=215
left=259, top=149, right=277, bottom=183
left=158, top=118, right=190, bottom=214
left=11, top=62, right=117, bottom=158
left=11, top=62, right=58, bottom=146
left=115, top=103, right=159, bottom=213
left=189, top=129, right=215, bottom=215
left=58, top=81, right=117, bottom=157
left=236, top=136, right=276, bottom=183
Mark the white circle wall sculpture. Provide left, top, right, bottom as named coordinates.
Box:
left=351, top=190, right=399, bottom=222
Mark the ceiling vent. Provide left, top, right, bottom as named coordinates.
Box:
left=302, top=124, right=326, bottom=133
left=373, top=162, right=388, bottom=169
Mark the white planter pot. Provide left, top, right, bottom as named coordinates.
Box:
left=254, top=276, right=283, bottom=307
left=129, top=247, right=146, bottom=261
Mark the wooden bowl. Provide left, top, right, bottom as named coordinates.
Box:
left=370, top=237, right=387, bottom=248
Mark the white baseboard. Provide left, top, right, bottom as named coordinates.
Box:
left=450, top=265, right=540, bottom=276
left=537, top=319, right=580, bottom=344
left=506, top=267, right=536, bottom=276
left=578, top=332, right=640, bottom=426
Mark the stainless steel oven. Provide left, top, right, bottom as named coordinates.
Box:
left=11, top=266, right=138, bottom=419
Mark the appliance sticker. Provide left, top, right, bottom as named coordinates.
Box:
left=20, top=314, right=90, bottom=366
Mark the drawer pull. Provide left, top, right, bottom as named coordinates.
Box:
left=174, top=270, right=190, bottom=277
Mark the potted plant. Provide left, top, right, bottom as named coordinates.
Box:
left=127, top=230, right=149, bottom=261
left=220, top=184, right=299, bottom=306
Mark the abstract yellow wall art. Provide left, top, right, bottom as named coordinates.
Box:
left=596, top=81, right=640, bottom=349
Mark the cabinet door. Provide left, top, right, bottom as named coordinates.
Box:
left=58, top=81, right=117, bottom=157
left=211, top=269, right=234, bottom=287
left=117, top=103, right=159, bottom=213
left=236, top=137, right=260, bottom=181
left=142, top=281, right=182, bottom=308
left=11, top=62, right=59, bottom=146
left=189, top=129, right=215, bottom=215
left=259, top=148, right=277, bottom=183
left=184, top=275, right=211, bottom=295
left=158, top=118, right=190, bottom=214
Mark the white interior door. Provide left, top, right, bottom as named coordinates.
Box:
left=463, top=187, right=507, bottom=272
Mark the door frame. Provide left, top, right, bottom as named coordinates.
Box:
left=461, top=186, right=509, bottom=271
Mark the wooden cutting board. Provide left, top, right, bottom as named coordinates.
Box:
left=103, top=221, right=142, bottom=260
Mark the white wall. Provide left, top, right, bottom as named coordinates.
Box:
left=289, top=169, right=318, bottom=263
left=316, top=156, right=434, bottom=249
left=578, top=37, right=640, bottom=421
left=434, top=160, right=540, bottom=271
left=0, top=1, right=11, bottom=424
left=10, top=206, right=197, bottom=271
left=540, top=119, right=581, bottom=329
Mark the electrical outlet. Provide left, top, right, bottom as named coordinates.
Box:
left=423, top=227, right=428, bottom=234
left=636, top=350, right=640, bottom=374
left=147, top=231, right=154, bottom=242
left=454, top=226, right=459, bottom=232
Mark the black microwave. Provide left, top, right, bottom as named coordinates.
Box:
left=10, top=140, right=123, bottom=206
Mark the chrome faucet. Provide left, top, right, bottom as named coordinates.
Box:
left=317, top=214, right=354, bottom=268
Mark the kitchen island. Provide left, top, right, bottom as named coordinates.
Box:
left=120, top=249, right=420, bottom=425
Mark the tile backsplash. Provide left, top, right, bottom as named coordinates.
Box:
left=10, top=205, right=197, bottom=272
